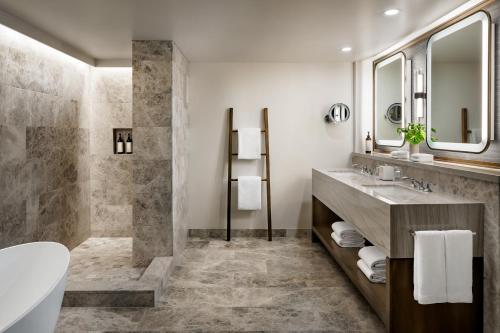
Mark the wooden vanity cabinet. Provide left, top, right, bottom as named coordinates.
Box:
left=312, top=168, right=484, bottom=333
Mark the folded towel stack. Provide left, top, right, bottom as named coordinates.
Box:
left=331, top=222, right=365, bottom=248
left=357, top=246, right=386, bottom=283
left=390, top=150, right=409, bottom=160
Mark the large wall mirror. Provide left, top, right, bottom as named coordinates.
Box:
left=374, top=52, right=406, bottom=147
left=427, top=11, right=491, bottom=153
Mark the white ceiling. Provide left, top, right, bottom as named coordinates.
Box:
left=0, top=0, right=470, bottom=63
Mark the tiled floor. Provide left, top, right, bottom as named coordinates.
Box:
left=67, top=237, right=145, bottom=284
left=56, top=237, right=385, bottom=332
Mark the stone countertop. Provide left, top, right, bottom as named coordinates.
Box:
left=352, top=152, right=500, bottom=184
left=314, top=168, right=481, bottom=206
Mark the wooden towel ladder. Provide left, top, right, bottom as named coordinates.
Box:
left=227, top=107, right=272, bottom=241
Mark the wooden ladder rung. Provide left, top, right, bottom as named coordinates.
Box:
left=232, top=130, right=266, bottom=133
left=231, top=153, right=267, bottom=156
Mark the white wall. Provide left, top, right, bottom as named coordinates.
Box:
left=188, top=62, right=353, bottom=230
left=354, top=59, right=374, bottom=152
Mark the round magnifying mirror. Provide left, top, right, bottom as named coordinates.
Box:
left=324, top=103, right=350, bottom=123
left=385, top=103, right=402, bottom=124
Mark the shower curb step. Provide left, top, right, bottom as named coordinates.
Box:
left=62, top=256, right=174, bottom=307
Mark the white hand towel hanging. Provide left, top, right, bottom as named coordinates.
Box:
left=444, top=230, right=473, bottom=303
left=238, top=176, right=261, bottom=210
left=238, top=128, right=261, bottom=159
left=413, top=231, right=447, bottom=305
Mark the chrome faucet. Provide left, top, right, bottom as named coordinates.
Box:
left=361, top=166, right=373, bottom=176
left=401, top=176, right=434, bottom=192
left=413, top=179, right=425, bottom=191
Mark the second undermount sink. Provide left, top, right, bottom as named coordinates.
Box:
left=327, top=169, right=366, bottom=176
left=362, top=184, right=423, bottom=201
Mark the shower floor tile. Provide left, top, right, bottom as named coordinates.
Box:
left=67, top=237, right=145, bottom=284
left=63, top=237, right=174, bottom=307
left=57, top=237, right=385, bottom=332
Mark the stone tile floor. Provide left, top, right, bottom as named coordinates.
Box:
left=67, top=238, right=145, bottom=284
left=56, top=237, right=385, bottom=332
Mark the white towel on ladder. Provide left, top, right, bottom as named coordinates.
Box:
left=238, top=176, right=261, bottom=210
left=238, top=128, right=261, bottom=159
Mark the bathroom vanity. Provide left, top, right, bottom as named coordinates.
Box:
left=312, top=168, right=484, bottom=333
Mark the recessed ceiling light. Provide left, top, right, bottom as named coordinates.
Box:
left=341, top=46, right=352, bottom=52
left=384, top=8, right=400, bottom=16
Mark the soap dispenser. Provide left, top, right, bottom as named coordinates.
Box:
left=365, top=131, right=373, bottom=154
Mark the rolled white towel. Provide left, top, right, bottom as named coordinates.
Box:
left=331, top=222, right=363, bottom=240
left=331, top=232, right=365, bottom=248
left=358, top=246, right=386, bottom=272
left=357, top=259, right=386, bottom=283
left=410, top=153, right=434, bottom=163
left=390, top=150, right=409, bottom=159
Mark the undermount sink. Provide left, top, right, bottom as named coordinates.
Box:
left=327, top=169, right=365, bottom=176
left=362, top=184, right=422, bottom=201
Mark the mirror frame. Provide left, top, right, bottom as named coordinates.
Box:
left=426, top=10, right=492, bottom=153
left=373, top=52, right=406, bottom=147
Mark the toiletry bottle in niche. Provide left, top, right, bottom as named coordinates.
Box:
left=126, top=133, right=133, bottom=154
left=365, top=131, right=372, bottom=154
left=116, top=133, right=124, bottom=154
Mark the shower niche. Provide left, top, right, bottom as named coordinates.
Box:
left=113, top=128, right=133, bottom=154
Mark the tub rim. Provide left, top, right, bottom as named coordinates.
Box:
left=0, top=241, right=70, bottom=332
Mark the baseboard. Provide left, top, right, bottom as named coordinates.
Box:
left=188, top=229, right=311, bottom=239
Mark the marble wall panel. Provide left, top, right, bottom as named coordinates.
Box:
left=133, top=127, right=171, bottom=160
left=171, top=44, right=189, bottom=259
left=0, top=25, right=91, bottom=250
left=352, top=154, right=500, bottom=332
left=89, top=68, right=133, bottom=237
left=132, top=40, right=178, bottom=266
left=132, top=159, right=172, bottom=194
left=0, top=200, right=27, bottom=247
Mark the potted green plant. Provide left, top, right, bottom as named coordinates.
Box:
left=397, top=123, right=437, bottom=155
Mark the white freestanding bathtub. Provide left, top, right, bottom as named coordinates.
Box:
left=0, top=242, right=70, bottom=333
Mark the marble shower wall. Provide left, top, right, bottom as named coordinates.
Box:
left=89, top=68, right=133, bottom=237
left=132, top=40, right=189, bottom=266
left=0, top=24, right=91, bottom=249
left=172, top=44, right=189, bottom=258
left=352, top=154, right=500, bottom=333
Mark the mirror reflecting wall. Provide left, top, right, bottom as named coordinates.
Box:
left=374, top=52, right=406, bottom=146
left=427, top=11, right=491, bottom=152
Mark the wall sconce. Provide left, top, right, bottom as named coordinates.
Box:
left=414, top=69, right=426, bottom=119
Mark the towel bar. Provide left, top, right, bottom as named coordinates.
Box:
left=409, top=229, right=477, bottom=237
left=231, top=178, right=268, bottom=181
